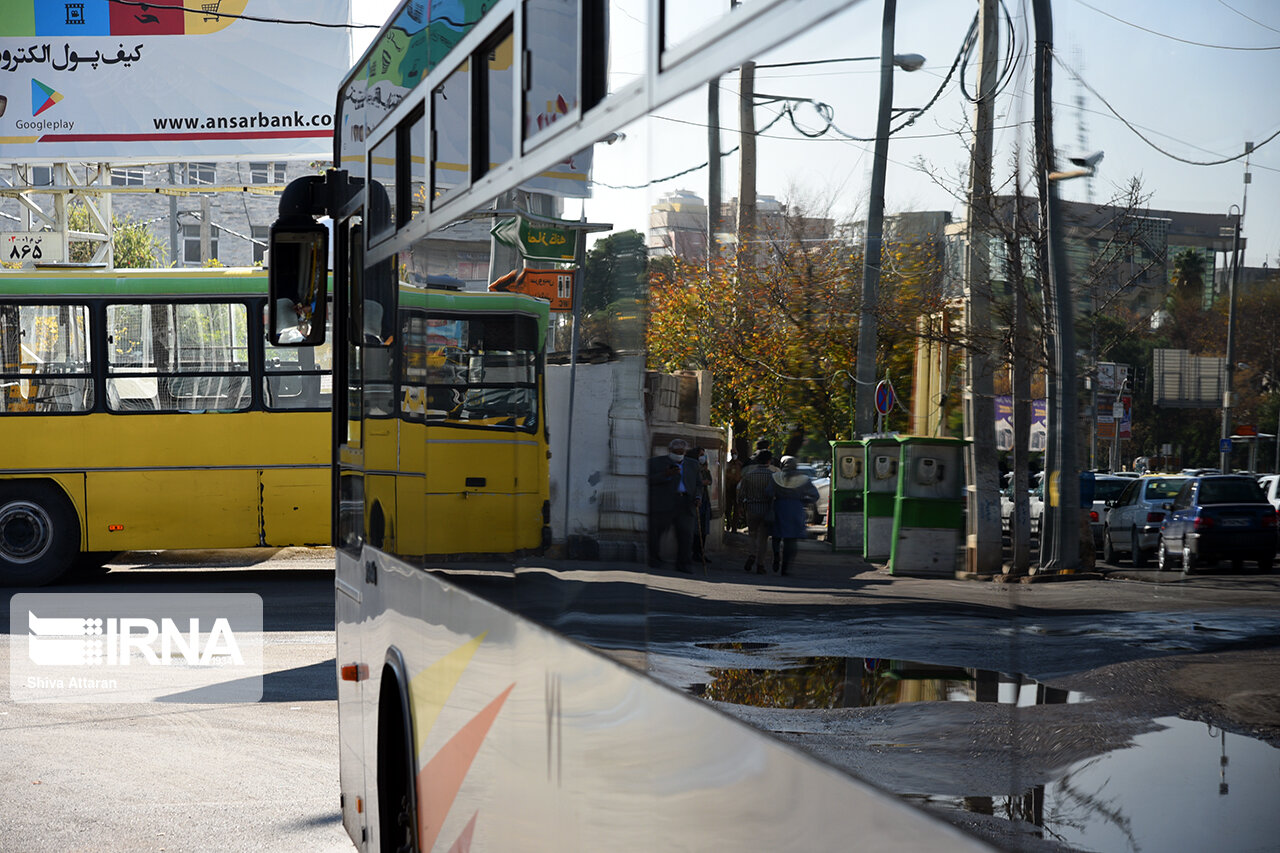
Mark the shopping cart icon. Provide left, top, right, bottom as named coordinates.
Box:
left=202, top=1, right=221, bottom=22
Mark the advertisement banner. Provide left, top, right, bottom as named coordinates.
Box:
left=995, top=396, right=1048, bottom=452
left=0, top=1, right=350, bottom=162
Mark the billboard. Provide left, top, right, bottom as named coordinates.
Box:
left=0, top=1, right=350, bottom=162
left=996, top=396, right=1048, bottom=452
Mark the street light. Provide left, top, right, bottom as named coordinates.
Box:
left=854, top=0, right=925, bottom=436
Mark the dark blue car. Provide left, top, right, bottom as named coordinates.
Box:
left=1157, top=475, right=1278, bottom=573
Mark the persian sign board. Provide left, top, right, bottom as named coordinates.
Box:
left=0, top=1, right=350, bottom=161
left=4, top=231, right=63, bottom=266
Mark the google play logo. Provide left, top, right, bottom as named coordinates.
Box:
left=32, top=79, right=63, bottom=116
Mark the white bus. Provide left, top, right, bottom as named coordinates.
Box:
left=267, top=1, right=994, bottom=851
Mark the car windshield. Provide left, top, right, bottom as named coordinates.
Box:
left=1198, top=478, right=1265, bottom=504
left=1094, top=479, right=1128, bottom=501
left=1145, top=478, right=1187, bottom=500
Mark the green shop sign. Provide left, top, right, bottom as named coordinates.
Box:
left=490, top=216, right=579, bottom=261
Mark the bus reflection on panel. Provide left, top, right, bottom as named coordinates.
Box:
left=0, top=268, right=332, bottom=586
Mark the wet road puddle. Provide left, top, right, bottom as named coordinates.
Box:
left=690, top=656, right=1086, bottom=709
left=912, top=717, right=1280, bottom=853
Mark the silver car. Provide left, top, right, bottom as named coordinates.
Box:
left=1101, top=476, right=1188, bottom=567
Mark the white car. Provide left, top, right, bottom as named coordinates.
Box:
left=1258, top=474, right=1280, bottom=512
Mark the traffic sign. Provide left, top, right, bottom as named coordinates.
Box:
left=874, top=380, right=895, bottom=415
left=489, top=268, right=575, bottom=312
left=1220, top=438, right=1233, bottom=453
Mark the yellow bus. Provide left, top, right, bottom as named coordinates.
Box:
left=0, top=267, right=331, bottom=585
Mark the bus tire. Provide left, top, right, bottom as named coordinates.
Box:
left=377, top=666, right=419, bottom=853
left=0, top=481, right=80, bottom=586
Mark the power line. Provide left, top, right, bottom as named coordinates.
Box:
left=105, top=0, right=379, bottom=29
left=1055, top=54, right=1280, bottom=166
left=1217, top=0, right=1280, bottom=36
left=1072, top=0, right=1280, bottom=50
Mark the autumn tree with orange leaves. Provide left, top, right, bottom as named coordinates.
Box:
left=647, top=206, right=947, bottom=453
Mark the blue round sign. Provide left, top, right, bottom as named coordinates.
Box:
left=874, top=380, right=894, bottom=415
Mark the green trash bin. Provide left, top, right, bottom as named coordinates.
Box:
left=888, top=435, right=967, bottom=577
left=828, top=440, right=864, bottom=551
left=863, top=437, right=900, bottom=561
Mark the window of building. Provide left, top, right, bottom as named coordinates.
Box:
left=26, top=166, right=54, bottom=186
left=110, top=167, right=145, bottom=186
left=251, top=225, right=269, bottom=265
left=181, top=223, right=219, bottom=266
left=249, top=162, right=287, bottom=184
left=184, top=162, right=216, bottom=185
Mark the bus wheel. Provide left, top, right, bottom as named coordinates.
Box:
left=378, top=669, right=418, bottom=853
left=0, top=482, right=79, bottom=586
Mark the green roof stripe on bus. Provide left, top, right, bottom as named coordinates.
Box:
left=399, top=287, right=552, bottom=349
left=0, top=269, right=275, bottom=297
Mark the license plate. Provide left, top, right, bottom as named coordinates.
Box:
left=1220, top=518, right=1249, bottom=527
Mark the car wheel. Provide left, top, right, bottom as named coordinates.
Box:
left=1131, top=529, right=1147, bottom=569
left=1102, top=528, right=1115, bottom=565
left=1157, top=539, right=1170, bottom=572
left=0, top=482, right=80, bottom=587
left=1182, top=542, right=1197, bottom=574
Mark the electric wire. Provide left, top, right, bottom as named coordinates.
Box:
left=1217, top=0, right=1280, bottom=35
left=1055, top=54, right=1280, bottom=166
left=105, top=0, right=379, bottom=29
left=1072, top=0, right=1280, bottom=50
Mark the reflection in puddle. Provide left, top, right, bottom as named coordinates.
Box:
left=918, top=717, right=1280, bottom=853
left=692, top=657, right=1086, bottom=709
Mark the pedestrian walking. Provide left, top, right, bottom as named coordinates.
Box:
left=647, top=438, right=700, bottom=574
left=772, top=456, right=819, bottom=575
left=736, top=449, right=776, bottom=574
left=723, top=450, right=742, bottom=531
left=687, top=446, right=713, bottom=565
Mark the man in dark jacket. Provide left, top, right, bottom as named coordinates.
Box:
left=648, top=438, right=700, bottom=573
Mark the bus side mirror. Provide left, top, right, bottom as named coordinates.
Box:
left=268, top=222, right=329, bottom=346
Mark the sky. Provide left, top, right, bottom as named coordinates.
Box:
left=349, top=0, right=1280, bottom=267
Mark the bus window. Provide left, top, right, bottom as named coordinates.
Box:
left=106, top=302, right=251, bottom=413
left=0, top=304, right=93, bottom=413
left=264, top=312, right=334, bottom=410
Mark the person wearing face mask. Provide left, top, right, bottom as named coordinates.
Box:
left=647, top=438, right=700, bottom=573
left=686, top=445, right=714, bottom=564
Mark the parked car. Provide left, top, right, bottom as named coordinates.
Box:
left=1156, top=475, right=1278, bottom=573
left=1088, top=475, right=1130, bottom=548
left=1000, top=472, right=1042, bottom=536
left=1101, top=475, right=1187, bottom=567
left=794, top=464, right=828, bottom=525
left=1258, top=474, right=1280, bottom=512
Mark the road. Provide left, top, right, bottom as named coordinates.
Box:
left=0, top=550, right=347, bottom=853
left=2, top=544, right=1279, bottom=852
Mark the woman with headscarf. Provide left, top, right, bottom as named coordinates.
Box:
left=771, top=456, right=819, bottom=575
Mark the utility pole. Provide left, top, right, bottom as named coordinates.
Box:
left=1033, top=0, right=1080, bottom=572
left=736, top=58, right=757, bottom=257
left=962, top=0, right=1002, bottom=574
left=853, top=0, right=898, bottom=437
left=707, top=77, right=722, bottom=269
left=1009, top=192, right=1033, bottom=574
left=1220, top=205, right=1242, bottom=474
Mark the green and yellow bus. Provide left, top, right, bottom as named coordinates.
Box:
left=0, top=267, right=332, bottom=585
